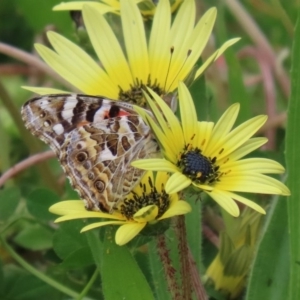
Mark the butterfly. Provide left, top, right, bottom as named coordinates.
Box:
left=21, top=94, right=158, bottom=213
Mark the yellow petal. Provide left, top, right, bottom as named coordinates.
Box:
left=132, top=158, right=179, bottom=172
left=173, top=7, right=217, bottom=84
left=145, top=88, right=184, bottom=151
left=165, top=172, right=191, bottom=194
left=53, top=2, right=116, bottom=13
left=168, top=0, right=195, bottom=89
left=121, top=0, right=149, bottom=83
left=169, top=0, right=194, bottom=54
left=207, top=190, right=240, bottom=217
left=50, top=200, right=124, bottom=221
left=115, top=223, right=147, bottom=245
left=178, top=82, right=198, bottom=145
left=192, top=182, right=214, bottom=192
left=195, top=121, right=214, bottom=153
left=81, top=221, right=126, bottom=232
left=49, top=200, right=87, bottom=215
left=46, top=31, right=116, bottom=96
left=136, top=105, right=177, bottom=162
left=133, top=205, right=158, bottom=222
left=133, top=170, right=154, bottom=195
left=82, top=4, right=133, bottom=90
left=155, top=171, right=170, bottom=193
left=221, top=158, right=285, bottom=174
left=159, top=200, right=191, bottom=220
left=148, top=0, right=171, bottom=82
left=194, top=38, right=241, bottom=80
left=222, top=191, right=266, bottom=214
left=54, top=212, right=124, bottom=223
left=222, top=137, right=267, bottom=162
left=213, top=115, right=268, bottom=160
left=205, top=103, right=240, bottom=156
left=217, top=173, right=289, bottom=195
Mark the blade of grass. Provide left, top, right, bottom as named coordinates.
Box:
left=245, top=196, right=289, bottom=300
left=285, top=8, right=300, bottom=300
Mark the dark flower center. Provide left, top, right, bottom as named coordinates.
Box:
left=178, top=147, right=220, bottom=184
left=120, top=177, right=170, bottom=220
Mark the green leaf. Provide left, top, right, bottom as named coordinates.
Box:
left=26, top=188, right=60, bottom=221
left=0, top=259, right=4, bottom=291
left=189, top=68, right=209, bottom=121
left=285, top=8, right=300, bottom=300
left=16, top=0, right=73, bottom=37
left=245, top=197, right=289, bottom=300
left=0, top=186, right=20, bottom=221
left=60, top=246, right=94, bottom=269
left=101, top=226, right=154, bottom=300
left=85, top=229, right=104, bottom=268
left=1, top=265, right=61, bottom=299
left=13, top=224, right=53, bottom=250
left=53, top=220, right=89, bottom=260
left=186, top=197, right=202, bottom=272
left=1, top=239, right=81, bottom=299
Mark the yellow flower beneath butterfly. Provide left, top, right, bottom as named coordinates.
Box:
left=132, top=82, right=290, bottom=217
left=53, top=0, right=183, bottom=18
left=24, top=0, right=238, bottom=107
left=49, top=171, right=191, bottom=246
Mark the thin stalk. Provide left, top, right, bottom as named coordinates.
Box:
left=0, top=150, right=55, bottom=188
left=188, top=247, right=208, bottom=300
left=156, top=234, right=181, bottom=300
left=225, top=0, right=290, bottom=99
left=0, top=236, right=93, bottom=299
left=77, top=268, right=99, bottom=300
left=174, top=215, right=192, bottom=300
left=0, top=42, right=75, bottom=90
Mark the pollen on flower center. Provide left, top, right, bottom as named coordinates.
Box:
left=178, top=147, right=220, bottom=184
left=120, top=177, right=170, bottom=220
left=118, top=77, right=165, bottom=108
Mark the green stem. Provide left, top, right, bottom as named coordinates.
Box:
left=77, top=268, right=99, bottom=300
left=188, top=247, right=208, bottom=300
left=175, top=215, right=192, bottom=300
left=156, top=234, right=181, bottom=300
left=0, top=236, right=88, bottom=299
left=286, top=7, right=300, bottom=300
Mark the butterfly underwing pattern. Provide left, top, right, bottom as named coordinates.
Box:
left=21, top=94, right=158, bottom=213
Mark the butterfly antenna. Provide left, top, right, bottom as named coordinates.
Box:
left=165, top=49, right=192, bottom=93
left=163, top=46, right=175, bottom=93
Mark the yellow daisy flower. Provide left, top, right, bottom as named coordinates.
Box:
left=24, top=0, right=238, bottom=107
left=132, top=82, right=290, bottom=217
left=49, top=171, right=191, bottom=246
left=53, top=0, right=183, bottom=17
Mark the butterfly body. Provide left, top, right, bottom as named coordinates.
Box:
left=21, top=94, right=157, bottom=212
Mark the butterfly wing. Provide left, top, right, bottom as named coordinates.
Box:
left=21, top=94, right=158, bottom=212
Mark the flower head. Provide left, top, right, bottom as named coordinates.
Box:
left=49, top=171, right=191, bottom=245
left=132, top=82, right=290, bottom=217
left=24, top=0, right=238, bottom=107
left=205, top=208, right=264, bottom=299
